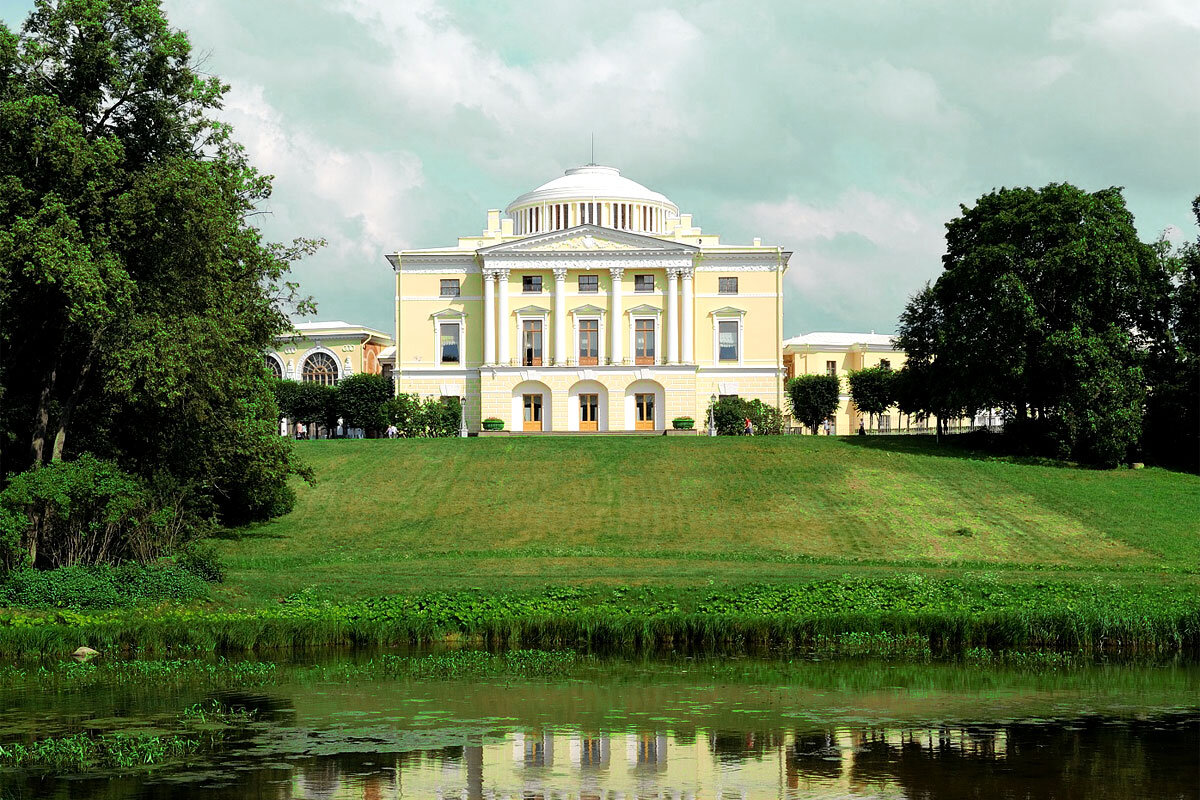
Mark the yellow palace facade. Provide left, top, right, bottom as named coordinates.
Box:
left=385, top=165, right=791, bottom=433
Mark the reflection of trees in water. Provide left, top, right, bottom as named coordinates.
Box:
left=865, top=715, right=1198, bottom=800
left=710, top=729, right=781, bottom=764
left=791, top=729, right=842, bottom=780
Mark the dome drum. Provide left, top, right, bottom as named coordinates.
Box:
left=505, top=165, right=679, bottom=236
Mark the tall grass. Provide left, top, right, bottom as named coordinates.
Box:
left=1, top=579, right=1196, bottom=658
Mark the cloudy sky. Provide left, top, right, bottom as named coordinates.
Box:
left=4, top=1, right=1198, bottom=336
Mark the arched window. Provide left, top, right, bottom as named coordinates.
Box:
left=265, top=356, right=283, bottom=380
left=302, top=352, right=340, bottom=385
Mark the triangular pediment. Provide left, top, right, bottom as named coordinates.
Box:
left=627, top=304, right=662, bottom=315
left=430, top=308, right=466, bottom=319
left=512, top=304, right=550, bottom=315
left=570, top=304, right=607, bottom=316
left=710, top=306, right=747, bottom=317
left=477, top=224, right=699, bottom=255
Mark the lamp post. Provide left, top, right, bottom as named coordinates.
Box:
left=459, top=400, right=469, bottom=438
left=708, top=393, right=717, bottom=437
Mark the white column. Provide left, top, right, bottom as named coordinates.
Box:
left=496, top=269, right=510, bottom=366
left=483, top=269, right=496, bottom=365
left=609, top=267, right=624, bottom=364
left=681, top=267, right=694, bottom=364
left=666, top=268, right=680, bottom=364
left=553, top=267, right=568, bottom=366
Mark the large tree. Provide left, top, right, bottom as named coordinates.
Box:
left=897, top=183, right=1168, bottom=466
left=847, top=366, right=895, bottom=432
left=0, top=0, right=315, bottom=522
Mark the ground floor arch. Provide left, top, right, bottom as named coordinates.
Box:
left=511, top=380, right=553, bottom=432
left=624, top=379, right=665, bottom=431
left=567, top=380, right=609, bottom=432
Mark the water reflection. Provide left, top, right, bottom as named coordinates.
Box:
left=258, top=717, right=1193, bottom=799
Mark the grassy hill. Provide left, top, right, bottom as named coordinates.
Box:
left=214, top=436, right=1200, bottom=606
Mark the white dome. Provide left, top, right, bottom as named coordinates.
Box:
left=505, top=165, right=677, bottom=214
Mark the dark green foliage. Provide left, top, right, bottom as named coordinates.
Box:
left=175, top=540, right=224, bottom=583
left=786, top=373, right=840, bottom=433
left=284, top=382, right=337, bottom=432
left=0, top=562, right=207, bottom=609
left=847, top=365, right=895, bottom=431
left=709, top=397, right=783, bottom=435
left=0, top=454, right=190, bottom=571
left=0, top=0, right=314, bottom=527
left=897, top=184, right=1169, bottom=464
left=1142, top=197, right=1200, bottom=471
left=383, top=394, right=461, bottom=437
left=334, top=373, right=392, bottom=434
left=671, top=416, right=695, bottom=430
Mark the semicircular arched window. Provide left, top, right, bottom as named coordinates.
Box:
left=265, top=356, right=283, bottom=380
left=301, top=352, right=339, bottom=385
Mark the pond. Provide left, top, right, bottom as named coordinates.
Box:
left=1, top=651, right=1197, bottom=798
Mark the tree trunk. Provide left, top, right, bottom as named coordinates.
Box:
left=30, top=360, right=59, bottom=467
left=49, top=335, right=100, bottom=462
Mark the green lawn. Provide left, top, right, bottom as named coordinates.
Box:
left=213, top=436, right=1200, bottom=607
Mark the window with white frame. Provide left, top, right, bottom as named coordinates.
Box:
left=634, top=274, right=654, bottom=292
left=440, top=279, right=460, bottom=297
left=718, top=277, right=738, bottom=294
left=578, top=318, right=599, bottom=365
left=578, top=274, right=598, bottom=293
left=826, top=360, right=837, bottom=377
left=439, top=323, right=460, bottom=364
left=718, top=320, right=739, bottom=361
left=522, top=275, right=542, bottom=293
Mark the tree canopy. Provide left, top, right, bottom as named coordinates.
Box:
left=786, top=374, right=839, bottom=434
left=847, top=366, right=895, bottom=431
left=896, top=183, right=1171, bottom=466
left=0, top=0, right=316, bottom=525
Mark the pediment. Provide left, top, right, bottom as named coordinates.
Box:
left=627, top=304, right=662, bottom=315
left=430, top=308, right=466, bottom=319
left=512, top=304, right=550, bottom=315
left=477, top=224, right=699, bottom=255
left=570, top=304, right=606, bottom=315
left=709, top=305, right=747, bottom=317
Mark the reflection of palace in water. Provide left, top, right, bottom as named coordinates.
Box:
left=287, top=725, right=1015, bottom=799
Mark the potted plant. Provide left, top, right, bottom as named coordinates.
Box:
left=482, top=417, right=505, bottom=431
left=671, top=416, right=695, bottom=430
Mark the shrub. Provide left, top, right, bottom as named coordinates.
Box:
left=0, top=456, right=165, bottom=571
left=709, top=397, right=783, bottom=435
left=0, top=563, right=208, bottom=609
left=384, top=394, right=462, bottom=437
left=335, top=373, right=392, bottom=435
left=482, top=417, right=505, bottom=431
left=176, top=541, right=225, bottom=583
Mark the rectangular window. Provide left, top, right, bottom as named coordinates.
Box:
left=878, top=414, right=892, bottom=433
left=634, top=274, right=654, bottom=292
left=826, top=360, right=837, bottom=377
left=635, top=319, right=656, bottom=365
left=718, top=277, right=738, bottom=294
left=439, top=279, right=460, bottom=297
left=578, top=274, right=598, bottom=293
left=522, top=275, right=542, bottom=293
left=880, top=358, right=891, bottom=370
left=578, top=319, right=599, bottom=365
left=718, top=320, right=738, bottom=361
left=522, top=319, right=543, bottom=366
left=440, top=323, right=460, bottom=364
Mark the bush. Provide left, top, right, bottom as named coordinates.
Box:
left=176, top=541, right=225, bottom=583
left=786, top=374, right=840, bottom=433
left=709, top=397, right=783, bottom=435
left=0, top=456, right=179, bottom=572
left=384, top=394, right=462, bottom=437
left=0, top=563, right=208, bottom=609
left=482, top=418, right=505, bottom=431
left=335, top=373, right=392, bottom=435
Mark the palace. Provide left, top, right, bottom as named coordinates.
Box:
left=383, top=165, right=790, bottom=433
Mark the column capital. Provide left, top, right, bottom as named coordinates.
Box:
left=666, top=267, right=681, bottom=279
left=679, top=266, right=695, bottom=279
left=552, top=266, right=569, bottom=280
left=495, top=268, right=511, bottom=280
left=608, top=266, right=625, bottom=278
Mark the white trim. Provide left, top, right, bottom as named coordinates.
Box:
left=515, top=308, right=549, bottom=367
left=567, top=379, right=609, bottom=432
left=572, top=312, right=604, bottom=367
left=434, top=316, right=465, bottom=368
left=712, top=313, right=745, bottom=367
left=624, top=378, right=666, bottom=430
left=695, top=292, right=778, bottom=298
left=511, top=379, right=553, bottom=432
left=264, top=352, right=286, bottom=379
left=298, top=345, right=343, bottom=383
left=402, top=295, right=483, bottom=302
left=694, top=265, right=778, bottom=272
left=629, top=308, right=662, bottom=366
